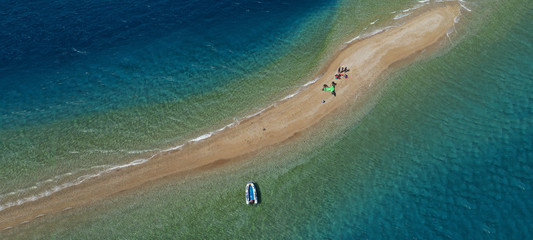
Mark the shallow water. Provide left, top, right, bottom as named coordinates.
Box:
left=1, top=0, right=532, bottom=238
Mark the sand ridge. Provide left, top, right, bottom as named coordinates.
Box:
left=0, top=3, right=461, bottom=232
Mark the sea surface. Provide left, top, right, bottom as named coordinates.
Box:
left=1, top=0, right=532, bottom=239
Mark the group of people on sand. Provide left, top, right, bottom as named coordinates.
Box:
left=322, top=66, right=350, bottom=97
left=335, top=65, right=349, bottom=79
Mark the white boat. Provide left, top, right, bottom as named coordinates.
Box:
left=245, top=182, right=258, bottom=205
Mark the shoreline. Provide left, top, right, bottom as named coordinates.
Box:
left=0, top=3, right=461, bottom=232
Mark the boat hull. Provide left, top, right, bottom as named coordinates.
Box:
left=245, top=182, right=258, bottom=205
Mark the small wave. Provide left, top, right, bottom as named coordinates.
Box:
left=397, top=1, right=426, bottom=14
left=161, top=144, right=185, bottom=153
left=0, top=156, right=153, bottom=212
left=190, top=133, right=212, bottom=142
left=72, top=48, right=87, bottom=54
left=245, top=106, right=270, bottom=119
left=126, top=149, right=161, bottom=154
left=281, top=91, right=299, bottom=101
left=370, top=19, right=379, bottom=25
left=345, top=26, right=395, bottom=44
left=0, top=170, right=80, bottom=202
left=62, top=207, right=74, bottom=211
left=304, top=76, right=320, bottom=87
left=0, top=71, right=330, bottom=212
left=105, top=158, right=148, bottom=171
left=460, top=3, right=472, bottom=12
left=394, top=12, right=411, bottom=20
left=71, top=148, right=160, bottom=155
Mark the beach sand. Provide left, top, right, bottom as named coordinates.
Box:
left=0, top=3, right=461, bottom=231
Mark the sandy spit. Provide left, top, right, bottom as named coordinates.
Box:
left=0, top=3, right=461, bottom=232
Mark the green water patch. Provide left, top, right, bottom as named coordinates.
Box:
left=0, top=2, right=337, bottom=194
left=0, top=0, right=422, bottom=196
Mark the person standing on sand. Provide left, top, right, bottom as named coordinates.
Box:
left=322, top=81, right=337, bottom=96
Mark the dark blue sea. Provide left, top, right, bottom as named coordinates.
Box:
left=1, top=0, right=532, bottom=239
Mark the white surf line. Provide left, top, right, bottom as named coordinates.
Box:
left=345, top=26, right=396, bottom=44
left=0, top=146, right=161, bottom=202
left=4, top=0, right=463, bottom=211
left=394, top=12, right=412, bottom=20
left=446, top=31, right=453, bottom=43
left=281, top=91, right=300, bottom=101
left=0, top=156, right=153, bottom=212
left=447, top=4, right=467, bottom=43
left=345, top=1, right=433, bottom=45
left=0, top=170, right=79, bottom=202
left=161, top=144, right=185, bottom=153
left=0, top=73, right=326, bottom=213
left=62, top=207, right=73, bottom=211
left=459, top=3, right=471, bottom=12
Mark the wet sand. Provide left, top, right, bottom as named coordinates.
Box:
left=0, top=4, right=461, bottom=232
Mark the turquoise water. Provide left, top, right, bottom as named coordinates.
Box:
left=2, top=0, right=533, bottom=239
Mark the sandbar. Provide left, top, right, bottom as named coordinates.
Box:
left=0, top=3, right=461, bottom=231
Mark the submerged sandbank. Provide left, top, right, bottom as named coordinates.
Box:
left=0, top=3, right=461, bottom=231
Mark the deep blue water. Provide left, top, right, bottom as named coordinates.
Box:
left=0, top=0, right=335, bottom=128
left=1, top=0, right=328, bottom=74
left=0, top=0, right=343, bottom=211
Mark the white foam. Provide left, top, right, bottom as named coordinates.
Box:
left=0, top=71, right=333, bottom=213
left=161, top=144, right=184, bottom=153
left=303, top=76, right=320, bottom=87
left=370, top=19, right=378, bottom=25
left=72, top=48, right=87, bottom=54
left=245, top=106, right=270, bottom=119
left=106, top=158, right=148, bottom=171
left=0, top=156, right=154, bottom=212
left=412, top=3, right=424, bottom=10
left=346, top=35, right=361, bottom=44
left=281, top=91, right=299, bottom=101
left=446, top=32, right=453, bottom=43
left=0, top=171, right=78, bottom=201
left=394, top=12, right=411, bottom=20
left=190, top=133, right=212, bottom=142
left=345, top=26, right=395, bottom=44
left=460, top=3, right=472, bottom=12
